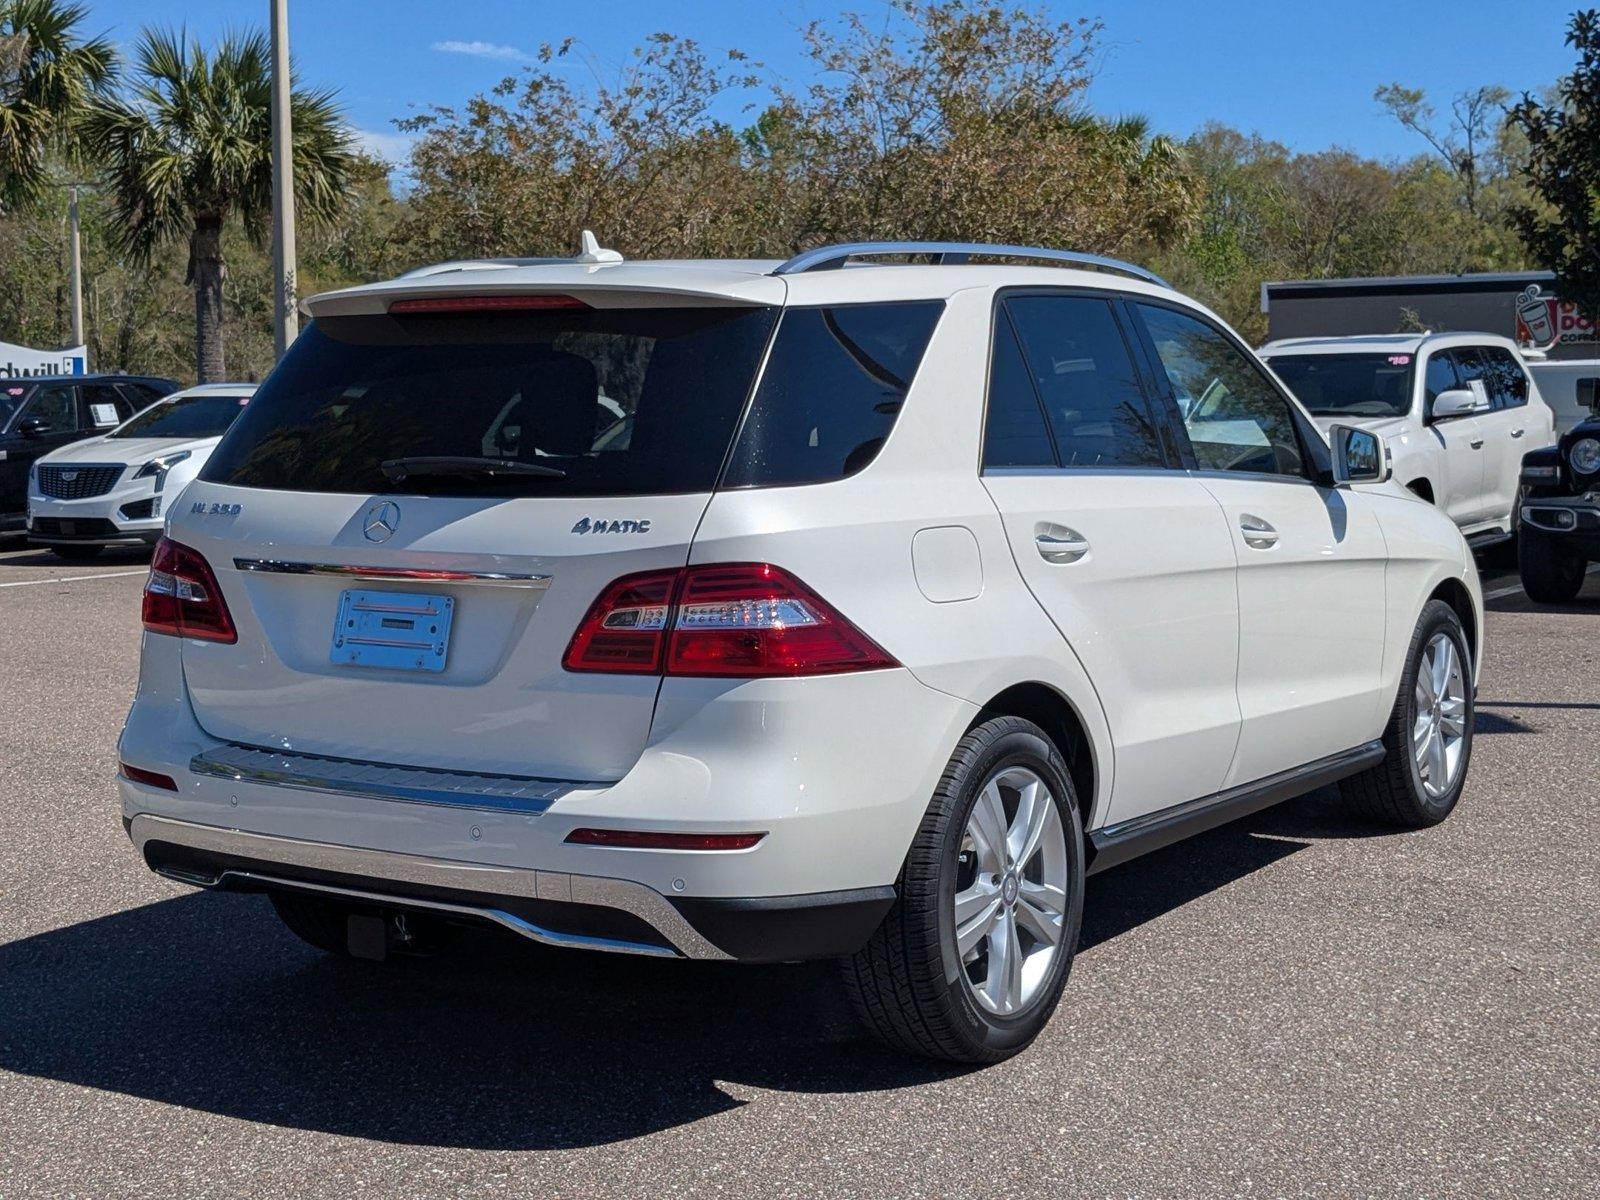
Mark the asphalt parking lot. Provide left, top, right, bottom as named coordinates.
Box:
left=1, top=540, right=1596, bottom=1199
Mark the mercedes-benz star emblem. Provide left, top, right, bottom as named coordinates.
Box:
left=362, top=501, right=400, bottom=543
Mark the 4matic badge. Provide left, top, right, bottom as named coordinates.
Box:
left=572, top=516, right=652, bottom=535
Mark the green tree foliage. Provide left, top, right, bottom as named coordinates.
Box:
left=399, top=2, right=1201, bottom=265
left=1509, top=9, right=1600, bottom=319
left=0, top=1, right=1573, bottom=376
left=0, top=0, right=113, bottom=212
left=83, top=28, right=355, bottom=380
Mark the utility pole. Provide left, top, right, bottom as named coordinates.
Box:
left=67, top=185, right=83, bottom=347
left=270, top=0, right=298, bottom=359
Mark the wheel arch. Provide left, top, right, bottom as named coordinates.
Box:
left=1406, top=477, right=1436, bottom=505
left=1427, top=576, right=1479, bottom=670
left=970, top=681, right=1101, bottom=831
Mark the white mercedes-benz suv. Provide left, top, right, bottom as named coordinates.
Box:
left=119, top=240, right=1483, bottom=1063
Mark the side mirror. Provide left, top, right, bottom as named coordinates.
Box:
left=15, top=416, right=50, bottom=438
left=1330, top=423, right=1391, bottom=486
left=1578, top=377, right=1600, bottom=411
left=1430, top=385, right=1490, bottom=421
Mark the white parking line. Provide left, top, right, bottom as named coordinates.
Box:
left=0, top=569, right=148, bottom=589
left=1482, top=563, right=1600, bottom=602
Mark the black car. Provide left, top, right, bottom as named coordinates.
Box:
left=0, top=373, right=180, bottom=531
left=1518, top=376, right=1600, bottom=602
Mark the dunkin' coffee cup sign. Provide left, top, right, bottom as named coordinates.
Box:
left=1515, top=285, right=1597, bottom=347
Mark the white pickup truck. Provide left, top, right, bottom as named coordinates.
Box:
left=1260, top=333, right=1557, bottom=548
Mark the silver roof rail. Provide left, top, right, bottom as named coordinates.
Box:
left=772, top=241, right=1171, bottom=289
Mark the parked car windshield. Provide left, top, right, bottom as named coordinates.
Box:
left=1265, top=352, right=1415, bottom=418
left=0, top=382, right=34, bottom=429
left=110, top=393, right=251, bottom=439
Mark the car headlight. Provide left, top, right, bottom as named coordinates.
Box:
left=1570, top=437, right=1600, bottom=477
left=134, top=450, right=192, bottom=491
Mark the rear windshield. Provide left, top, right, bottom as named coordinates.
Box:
left=202, top=299, right=943, bottom=497
left=1265, top=353, right=1415, bottom=418
left=111, top=393, right=250, bottom=439
left=203, top=307, right=779, bottom=497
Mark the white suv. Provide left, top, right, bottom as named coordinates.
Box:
left=1260, top=333, right=1557, bottom=549
left=119, top=240, right=1483, bottom=1063
left=28, top=383, right=256, bottom=559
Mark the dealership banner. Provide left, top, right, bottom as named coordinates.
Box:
left=0, top=339, right=88, bottom=378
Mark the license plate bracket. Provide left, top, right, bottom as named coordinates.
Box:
left=331, top=588, right=455, bottom=673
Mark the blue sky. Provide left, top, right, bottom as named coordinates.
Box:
left=83, top=0, right=1579, bottom=166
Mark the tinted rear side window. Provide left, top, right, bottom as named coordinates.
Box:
left=721, top=302, right=943, bottom=488
left=1005, top=295, right=1165, bottom=469
left=203, top=307, right=778, bottom=498
left=1477, top=346, right=1529, bottom=409
left=982, top=308, right=1056, bottom=469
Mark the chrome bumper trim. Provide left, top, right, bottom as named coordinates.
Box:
left=189, top=743, right=576, bottom=816
left=127, top=814, right=731, bottom=961
left=233, top=558, right=552, bottom=588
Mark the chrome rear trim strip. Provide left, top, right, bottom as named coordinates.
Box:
left=189, top=743, right=576, bottom=816
left=127, top=814, right=731, bottom=960
left=221, top=870, right=680, bottom=958
left=233, top=558, right=552, bottom=588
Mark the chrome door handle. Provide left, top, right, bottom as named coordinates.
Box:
left=1034, top=525, right=1089, bottom=564
left=1470, top=437, right=1485, bottom=449
left=1239, top=514, right=1279, bottom=549
left=1510, top=428, right=1525, bottom=439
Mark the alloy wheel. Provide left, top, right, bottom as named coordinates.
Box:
left=952, top=766, right=1069, bottom=1016
left=1412, top=631, right=1468, bottom=799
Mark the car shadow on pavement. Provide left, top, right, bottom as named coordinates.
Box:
left=0, top=787, right=1386, bottom=1151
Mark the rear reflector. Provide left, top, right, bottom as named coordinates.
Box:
left=564, top=828, right=765, bottom=851
left=119, top=762, right=178, bottom=792
left=563, top=563, right=897, bottom=677
left=143, top=537, right=237, bottom=643
left=387, top=294, right=590, bottom=314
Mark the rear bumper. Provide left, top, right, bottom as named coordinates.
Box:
left=119, top=636, right=974, bottom=960
left=128, top=813, right=895, bottom=962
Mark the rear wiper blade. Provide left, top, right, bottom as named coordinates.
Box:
left=380, top=456, right=568, bottom=484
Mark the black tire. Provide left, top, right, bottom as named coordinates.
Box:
left=842, top=716, right=1085, bottom=1064
left=1518, top=524, right=1587, bottom=604
left=1341, top=599, right=1473, bottom=828
left=51, top=543, right=104, bottom=561
left=268, top=892, right=461, bottom=958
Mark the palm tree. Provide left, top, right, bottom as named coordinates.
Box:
left=0, top=0, right=115, bottom=211
left=85, top=28, right=352, bottom=381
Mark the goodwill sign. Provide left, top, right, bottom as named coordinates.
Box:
left=0, top=339, right=88, bottom=377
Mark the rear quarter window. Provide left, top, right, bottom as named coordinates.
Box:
left=720, top=302, right=944, bottom=488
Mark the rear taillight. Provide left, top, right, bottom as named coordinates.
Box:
left=563, top=563, right=897, bottom=678
left=142, top=537, right=237, bottom=643
left=562, top=569, right=678, bottom=673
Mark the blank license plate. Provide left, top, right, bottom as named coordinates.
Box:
left=330, top=589, right=455, bottom=673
